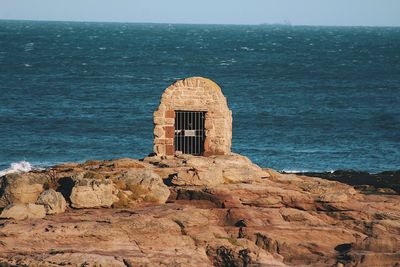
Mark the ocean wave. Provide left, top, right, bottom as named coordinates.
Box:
left=0, top=161, right=32, bottom=176
left=240, top=46, right=254, bottom=51
left=24, top=42, right=34, bottom=52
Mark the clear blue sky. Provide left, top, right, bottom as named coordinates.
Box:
left=1, top=0, right=399, bottom=27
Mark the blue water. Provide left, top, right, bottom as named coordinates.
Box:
left=0, top=20, right=399, bottom=172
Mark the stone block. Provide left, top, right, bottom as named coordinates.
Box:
left=155, top=138, right=173, bottom=145
left=154, top=139, right=167, bottom=145
left=213, top=149, right=227, bottom=155
left=158, top=103, right=167, bottom=111
left=204, top=119, right=213, bottom=129
left=166, top=145, right=174, bottom=156
left=204, top=138, right=210, bottom=152
left=154, top=144, right=165, bottom=155
left=165, top=110, right=175, bottom=118
left=183, top=100, right=196, bottom=106
left=153, top=110, right=164, bottom=118
left=165, top=118, right=174, bottom=125
left=154, top=126, right=164, bottom=138
left=164, top=126, right=174, bottom=139
left=205, top=129, right=215, bottom=136
left=153, top=116, right=164, bottom=125
left=214, top=123, right=227, bottom=131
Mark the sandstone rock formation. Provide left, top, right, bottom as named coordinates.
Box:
left=113, top=169, right=170, bottom=207
left=0, top=203, right=46, bottom=220
left=0, top=172, right=48, bottom=208
left=36, top=189, right=67, bottom=214
left=144, top=153, right=267, bottom=186
left=300, top=170, right=400, bottom=194
left=70, top=178, right=114, bottom=208
left=0, top=155, right=399, bottom=266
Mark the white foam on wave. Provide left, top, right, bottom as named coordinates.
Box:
left=280, top=169, right=309, bottom=174
left=240, top=46, right=254, bottom=51
left=0, top=161, right=32, bottom=176
left=24, top=42, right=35, bottom=52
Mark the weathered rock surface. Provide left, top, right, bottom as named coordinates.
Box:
left=0, top=203, right=46, bottom=220
left=0, top=155, right=399, bottom=266
left=300, top=170, right=400, bottom=194
left=145, top=153, right=268, bottom=186
left=36, top=189, right=67, bottom=214
left=70, top=178, right=114, bottom=208
left=113, top=168, right=170, bottom=207
left=0, top=172, right=49, bottom=208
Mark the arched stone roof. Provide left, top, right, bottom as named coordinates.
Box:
left=153, top=77, right=232, bottom=156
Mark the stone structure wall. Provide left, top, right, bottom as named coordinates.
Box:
left=153, top=77, right=232, bottom=156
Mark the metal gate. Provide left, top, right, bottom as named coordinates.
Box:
left=174, top=111, right=206, bottom=155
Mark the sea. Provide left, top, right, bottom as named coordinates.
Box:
left=0, top=20, right=399, bottom=174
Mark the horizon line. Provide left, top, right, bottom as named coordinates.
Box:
left=1, top=18, right=399, bottom=28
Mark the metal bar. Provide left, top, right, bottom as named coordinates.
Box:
left=177, top=111, right=179, bottom=152
left=173, top=111, right=207, bottom=155
left=200, top=112, right=202, bottom=154
left=178, top=111, right=180, bottom=152
left=177, top=111, right=180, bottom=152
left=196, top=112, right=198, bottom=155
left=195, top=112, right=197, bottom=155
left=189, top=112, right=191, bottom=155
left=190, top=112, right=196, bottom=154
left=188, top=111, right=190, bottom=154
left=201, top=112, right=206, bottom=153
left=180, top=111, right=182, bottom=152
left=180, top=111, right=182, bottom=153
left=184, top=111, right=186, bottom=154
left=198, top=112, right=200, bottom=154
left=193, top=112, right=195, bottom=155
left=192, top=112, right=194, bottom=155
left=190, top=112, right=195, bottom=154
left=181, top=111, right=183, bottom=153
left=174, top=111, right=176, bottom=152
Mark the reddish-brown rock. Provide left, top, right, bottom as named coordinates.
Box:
left=0, top=155, right=399, bottom=266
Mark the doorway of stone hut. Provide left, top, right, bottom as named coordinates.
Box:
left=174, top=111, right=206, bottom=155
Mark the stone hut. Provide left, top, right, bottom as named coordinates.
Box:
left=153, top=77, right=232, bottom=156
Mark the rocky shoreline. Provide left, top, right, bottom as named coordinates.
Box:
left=295, top=170, right=400, bottom=195
left=0, top=154, right=399, bottom=266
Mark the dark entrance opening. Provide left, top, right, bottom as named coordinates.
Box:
left=174, top=111, right=206, bottom=155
